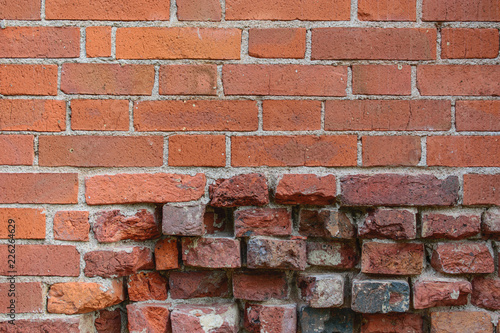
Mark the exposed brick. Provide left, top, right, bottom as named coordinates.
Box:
left=0, top=208, right=45, bottom=240
left=421, top=213, right=481, bottom=239
left=472, top=276, right=500, bottom=310
left=71, top=99, right=130, bottom=131
left=163, top=203, right=206, bottom=236
left=223, top=64, right=347, bottom=96
left=422, top=0, right=500, bottom=21
left=352, top=279, right=410, bottom=313
left=341, top=174, right=459, bottom=206
left=247, top=237, right=307, bottom=270
left=298, top=273, right=344, bottom=307
left=85, top=173, right=206, bottom=205
left=0, top=64, right=57, bottom=96
left=0, top=135, right=33, bottom=166
left=430, top=311, right=494, bottom=333
left=61, top=63, right=154, bottom=95
left=307, top=241, right=359, bottom=269
left=245, top=304, right=296, bottom=333
left=312, top=28, right=436, bottom=60
left=0, top=99, right=66, bottom=132
left=482, top=208, right=500, bottom=239
left=431, top=242, right=494, bottom=274
left=427, top=136, right=500, bottom=167
left=204, top=208, right=229, bottom=234
left=84, top=247, right=154, bottom=278
left=95, top=309, right=121, bottom=333
left=413, top=279, right=472, bottom=309
left=249, top=28, right=306, bottom=58
left=209, top=173, right=269, bottom=207
left=361, top=242, right=424, bottom=275
left=94, top=209, right=160, bottom=242
left=226, top=0, right=351, bottom=20
left=361, top=314, right=423, bottom=333
left=0, top=0, right=41, bottom=20
left=441, top=28, right=499, bottom=59
left=154, top=238, right=179, bottom=270
left=134, top=100, right=258, bottom=131
left=275, top=174, right=336, bottom=205
left=177, top=0, right=222, bottom=21
left=116, top=28, right=241, bottom=59
left=170, top=271, right=230, bottom=299
left=325, top=100, right=451, bottom=131
left=233, top=271, right=288, bottom=301
left=456, top=100, right=500, bottom=132
left=299, top=308, right=355, bottom=333
left=263, top=100, right=321, bottom=131
left=171, top=303, right=239, bottom=333
left=169, top=135, right=226, bottom=167
left=299, top=209, right=356, bottom=238
left=0, top=27, right=79, bottom=58
left=353, top=65, right=411, bottom=95
left=0, top=245, right=79, bottom=276
left=127, top=303, right=171, bottom=333
left=0, top=319, right=80, bottom=332
left=39, top=135, right=163, bottom=167
left=464, top=174, right=500, bottom=206
left=232, top=135, right=357, bottom=167
left=46, top=0, right=170, bottom=20
left=86, top=26, right=112, bottom=57
left=358, top=208, right=416, bottom=240
left=358, top=0, right=416, bottom=21
left=235, top=208, right=292, bottom=237
left=362, top=136, right=421, bottom=166
left=417, top=65, right=500, bottom=96
left=0, top=173, right=78, bottom=204
left=182, top=237, right=241, bottom=268
left=53, top=211, right=90, bottom=241
left=127, top=271, right=168, bottom=301
left=160, top=64, right=217, bottom=95
left=0, top=282, right=42, bottom=313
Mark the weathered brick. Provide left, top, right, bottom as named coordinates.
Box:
left=177, top=0, right=222, bottom=21
left=430, top=311, right=494, bottom=333
left=247, top=237, right=307, bottom=270
left=170, top=271, right=229, bottom=299
left=84, top=247, right=154, bottom=278
left=0, top=319, right=80, bottom=332
left=421, top=212, right=481, bottom=239
left=53, top=211, right=89, bottom=241
left=422, top=0, right=500, bottom=21
left=233, top=271, right=288, bottom=301
left=171, top=303, right=239, bottom=333
left=86, top=26, right=112, bottom=57
left=361, top=314, right=423, bottom=333
left=358, top=0, right=416, bottom=21
left=358, top=208, right=416, bottom=240
left=362, top=242, right=424, bottom=275
left=352, top=279, right=410, bottom=313
left=275, top=174, right=336, bottom=205
left=0, top=208, right=45, bottom=240
left=182, top=237, right=241, bottom=268
left=95, top=309, right=121, bottom=333
left=0, top=64, right=57, bottom=95
left=300, top=209, right=356, bottom=238
left=307, top=241, right=359, bottom=269
left=472, top=276, right=500, bottom=310
left=94, top=209, right=160, bottom=242
left=431, top=243, right=494, bottom=274
left=160, top=64, right=217, bottom=95
left=298, top=273, right=344, bottom=308
left=204, top=208, right=229, bottom=234
left=456, top=100, right=500, bottom=132
left=464, top=174, right=500, bottom=206
left=244, top=304, right=296, bottom=333
left=128, top=271, right=168, bottom=301
left=482, top=208, right=500, bottom=238
left=169, top=135, right=226, bottom=167
left=263, top=100, right=322, bottom=131
left=154, top=238, right=179, bottom=270
left=163, top=203, right=206, bottom=236
left=0, top=282, right=42, bottom=314
left=209, top=173, right=269, bottom=207
left=362, top=136, right=421, bottom=166
left=441, top=28, right=499, bottom=59
left=299, top=308, right=355, bottom=333
left=127, top=303, right=171, bottom=333
left=413, top=279, right=472, bottom=309
left=249, top=28, right=306, bottom=58
left=0, top=0, right=41, bottom=20
left=71, top=99, right=129, bottom=131
left=353, top=65, right=411, bottom=95
left=0, top=99, right=66, bottom=132
left=235, top=208, right=292, bottom=237
left=427, top=136, right=500, bottom=167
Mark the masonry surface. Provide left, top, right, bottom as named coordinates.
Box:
left=0, top=0, right=499, bottom=332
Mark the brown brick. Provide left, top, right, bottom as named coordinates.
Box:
left=362, top=136, right=421, bottom=166
left=442, top=28, right=499, bottom=59
left=95, top=309, right=121, bottom=333
left=0, top=99, right=65, bottom=132
left=299, top=209, right=356, bottom=238
left=86, top=26, right=112, bottom=58
left=182, top=237, right=241, bottom=268
left=423, top=0, right=500, bottom=21
left=245, top=304, right=296, bottom=333
left=233, top=271, right=288, bottom=301
left=464, top=174, right=500, bottom=206
left=427, top=136, right=500, bottom=167
left=430, top=312, right=494, bottom=333
left=209, top=173, right=269, bottom=208
left=431, top=242, right=494, bottom=274
left=169, top=135, right=226, bottom=167
left=0, top=64, right=57, bottom=96
left=358, top=208, right=417, bottom=240
left=422, top=213, right=481, bottom=239
left=249, top=28, right=306, bottom=58
left=0, top=135, right=33, bottom=166
left=169, top=271, right=229, bottom=299
left=472, top=276, right=500, bottom=310
left=456, top=100, right=500, bottom=132
left=307, top=241, right=359, bottom=269
left=0, top=282, right=42, bottom=313
left=71, top=99, right=129, bottom=131
left=361, top=314, right=423, bottom=333
left=0, top=0, right=41, bottom=20
left=84, top=247, right=154, bottom=278
left=160, top=64, right=217, bottom=95
left=0, top=208, right=45, bottom=240
left=358, top=0, right=416, bottom=21
left=162, top=203, right=205, bottom=236
left=177, top=0, right=221, bottom=21
left=53, top=211, right=90, bottom=241
left=263, top=100, right=321, bottom=131
left=235, top=208, right=292, bottom=237
left=247, top=237, right=306, bottom=270
left=361, top=242, right=424, bottom=275
left=353, top=65, right=411, bottom=95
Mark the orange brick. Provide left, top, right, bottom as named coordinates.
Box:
left=248, top=28, right=306, bottom=59
left=116, top=28, right=241, bottom=60
left=86, top=26, right=112, bottom=58
left=0, top=100, right=65, bottom=132
left=232, top=135, right=357, bottom=167
left=0, top=283, right=43, bottom=313
left=0, top=135, right=33, bottom=165
left=39, top=136, right=163, bottom=167
left=427, top=136, right=500, bottom=167
left=169, top=135, right=226, bottom=167
left=423, top=0, right=500, bottom=21
left=358, top=0, right=416, bottom=21
left=0, top=27, right=80, bottom=58
left=61, top=63, right=154, bottom=95
left=362, top=136, right=421, bottom=166
left=431, top=312, right=494, bottom=333
left=45, top=0, right=170, bottom=20
left=353, top=65, right=411, bottom=95
left=441, top=29, right=499, bottom=59
left=177, top=0, right=221, bottom=21
left=464, top=174, right=500, bottom=206
left=226, top=0, right=350, bottom=20
left=0, top=208, right=45, bottom=239
left=456, top=101, right=500, bottom=132
left=418, top=65, right=500, bottom=96
left=134, top=100, right=258, bottom=132
left=312, top=28, right=436, bottom=60
left=71, top=99, right=130, bottom=131
left=0, top=64, right=58, bottom=96
left=262, top=100, right=321, bottom=131
left=159, top=65, right=217, bottom=96
left=0, top=0, right=41, bottom=20
left=155, top=238, right=179, bottom=270
left=223, top=65, right=347, bottom=96
left=53, top=211, right=90, bottom=241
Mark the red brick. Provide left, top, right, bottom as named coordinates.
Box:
left=0, top=208, right=45, bottom=240
left=358, top=208, right=416, bottom=240
left=85, top=173, right=205, bottom=205
left=204, top=208, right=229, bottom=234
left=361, top=314, right=423, bottom=333
left=325, top=100, right=451, bottom=131
left=0, top=0, right=41, bottom=20
left=39, top=135, right=163, bottom=167
left=182, top=237, right=241, bottom=268
left=362, top=136, right=421, bottom=166
left=226, top=0, right=350, bottom=20
left=171, top=303, right=239, bottom=333
left=358, top=0, right=416, bottom=21
left=249, top=28, right=306, bottom=58
left=312, top=28, right=436, bottom=60
left=0, top=282, right=42, bottom=313
left=235, top=208, right=292, bottom=237
left=94, top=209, right=160, bottom=242
left=163, top=203, right=205, bottom=236
left=46, top=0, right=170, bottom=20
left=134, top=100, right=258, bottom=131
left=160, top=64, right=217, bottom=95
left=299, top=209, right=356, bottom=239
left=442, top=28, right=499, bottom=59
left=209, top=173, right=269, bottom=207
left=464, top=174, right=500, bottom=206
left=154, top=238, right=179, bottom=270
left=53, top=211, right=90, bottom=241
left=431, top=242, right=494, bottom=274
left=298, top=273, right=344, bottom=307
left=0, top=173, right=78, bottom=204
left=482, top=208, right=500, bottom=238
left=61, top=63, right=154, bottom=95
left=95, top=309, right=121, bottom=333
left=341, top=174, right=459, bottom=206
left=169, top=135, right=226, bottom=167
left=413, top=279, right=471, bottom=309
left=247, top=237, right=307, bottom=270
left=117, top=27, right=241, bottom=59
left=177, top=0, right=221, bottom=21
left=233, top=271, right=288, bottom=301
left=86, top=26, right=112, bottom=58
left=0, top=135, right=33, bottom=165
left=472, top=276, right=500, bottom=310
left=0, top=245, right=79, bottom=276
left=307, top=241, right=359, bottom=269
left=361, top=242, right=424, bottom=275
left=423, top=0, right=500, bottom=21
left=353, top=65, right=411, bottom=95
left=430, top=312, right=494, bottom=333
left=84, top=247, right=154, bottom=278
left=223, top=64, right=347, bottom=96
left=0, top=64, right=57, bottom=96
left=232, top=135, right=357, bottom=167
left=456, top=101, right=500, bottom=132
left=427, top=136, right=500, bottom=167
left=0, top=99, right=65, bottom=132
left=0, top=27, right=79, bottom=58
left=127, top=303, right=171, bottom=333
left=169, top=271, right=230, bottom=299
left=422, top=213, right=481, bottom=239
left=275, top=174, right=336, bottom=205
left=245, top=304, right=296, bottom=333
left=418, top=65, right=500, bottom=96
left=263, top=100, right=321, bottom=131
left=128, top=271, right=168, bottom=301
left=0, top=319, right=80, bottom=332
left=71, top=99, right=129, bottom=131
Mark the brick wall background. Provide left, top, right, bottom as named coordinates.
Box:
left=0, top=0, right=499, bottom=332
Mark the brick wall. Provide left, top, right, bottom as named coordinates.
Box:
left=0, top=0, right=499, bottom=332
